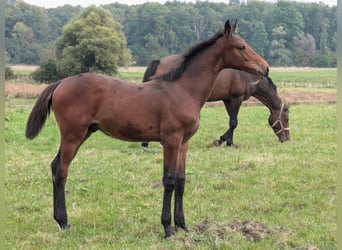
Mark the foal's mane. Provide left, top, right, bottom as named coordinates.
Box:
left=156, top=31, right=225, bottom=82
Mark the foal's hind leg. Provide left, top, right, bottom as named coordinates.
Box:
left=51, top=127, right=94, bottom=229
left=51, top=149, right=68, bottom=228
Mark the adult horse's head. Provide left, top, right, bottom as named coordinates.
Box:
left=269, top=101, right=290, bottom=142
left=222, top=19, right=269, bottom=77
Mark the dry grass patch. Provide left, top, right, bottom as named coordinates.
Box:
left=5, top=83, right=48, bottom=98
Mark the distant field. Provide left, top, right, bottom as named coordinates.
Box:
left=8, top=64, right=337, bottom=87
left=5, top=66, right=337, bottom=105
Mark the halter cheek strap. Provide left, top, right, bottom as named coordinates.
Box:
left=271, top=102, right=290, bottom=135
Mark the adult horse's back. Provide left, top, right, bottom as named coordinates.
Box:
left=26, top=19, right=269, bottom=238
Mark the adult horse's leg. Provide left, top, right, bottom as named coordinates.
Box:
left=214, top=99, right=242, bottom=147
left=141, top=141, right=149, bottom=149
left=161, top=136, right=181, bottom=238
left=51, top=126, right=95, bottom=229
left=174, top=141, right=188, bottom=232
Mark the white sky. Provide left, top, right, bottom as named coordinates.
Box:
left=23, top=0, right=337, bottom=9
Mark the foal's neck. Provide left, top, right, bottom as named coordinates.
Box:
left=181, top=48, right=225, bottom=108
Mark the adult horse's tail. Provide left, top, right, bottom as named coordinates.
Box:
left=142, top=59, right=160, bottom=82
left=25, top=81, right=60, bottom=139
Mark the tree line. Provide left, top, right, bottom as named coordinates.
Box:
left=5, top=0, right=336, bottom=72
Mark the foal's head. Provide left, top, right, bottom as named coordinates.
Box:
left=221, top=19, right=269, bottom=77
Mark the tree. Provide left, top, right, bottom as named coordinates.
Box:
left=293, top=33, right=316, bottom=66
left=268, top=26, right=293, bottom=66
left=271, top=1, right=304, bottom=50
left=6, top=21, right=39, bottom=64
left=55, top=6, right=131, bottom=77
left=237, top=20, right=268, bottom=57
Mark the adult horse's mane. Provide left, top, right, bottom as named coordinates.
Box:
left=156, top=31, right=225, bottom=82
left=265, top=76, right=277, bottom=90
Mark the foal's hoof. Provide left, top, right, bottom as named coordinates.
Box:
left=164, top=226, right=175, bottom=238
left=58, top=223, right=70, bottom=230
left=213, top=140, right=222, bottom=147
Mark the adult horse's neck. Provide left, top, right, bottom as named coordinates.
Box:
left=252, top=77, right=282, bottom=113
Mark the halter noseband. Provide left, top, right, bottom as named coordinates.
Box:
left=270, top=102, right=290, bottom=135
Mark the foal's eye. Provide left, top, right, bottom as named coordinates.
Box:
left=238, top=45, right=246, bottom=50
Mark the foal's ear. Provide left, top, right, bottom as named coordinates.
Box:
left=224, top=19, right=238, bottom=37
left=232, top=19, right=238, bottom=33
left=224, top=20, right=231, bottom=37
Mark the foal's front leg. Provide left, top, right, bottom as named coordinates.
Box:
left=161, top=140, right=180, bottom=238
left=174, top=141, right=189, bottom=232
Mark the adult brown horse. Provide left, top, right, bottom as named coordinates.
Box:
left=141, top=55, right=289, bottom=149
left=25, top=20, right=269, bottom=238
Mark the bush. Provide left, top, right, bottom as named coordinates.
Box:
left=5, top=66, right=14, bottom=79
left=32, top=59, right=59, bottom=83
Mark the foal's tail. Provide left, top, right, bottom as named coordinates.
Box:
left=25, top=81, right=61, bottom=139
left=142, top=59, right=160, bottom=82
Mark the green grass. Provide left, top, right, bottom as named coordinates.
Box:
left=269, top=69, right=336, bottom=89
left=5, top=100, right=336, bottom=249
left=114, top=67, right=337, bottom=89
left=115, top=68, right=337, bottom=90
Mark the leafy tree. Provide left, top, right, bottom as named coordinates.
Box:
left=55, top=6, right=131, bottom=77
left=271, top=1, right=304, bottom=50
left=268, top=26, right=293, bottom=66
left=47, top=5, right=82, bottom=42
left=5, top=0, right=337, bottom=68
left=293, top=33, right=316, bottom=66
left=123, top=3, right=170, bottom=65
left=6, top=21, right=39, bottom=64
left=229, top=0, right=240, bottom=6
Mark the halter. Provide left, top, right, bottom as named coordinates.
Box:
left=270, top=102, right=290, bottom=135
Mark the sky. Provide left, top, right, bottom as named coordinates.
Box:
left=23, top=0, right=337, bottom=9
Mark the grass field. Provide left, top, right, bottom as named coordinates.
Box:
left=5, top=67, right=337, bottom=249
left=5, top=104, right=336, bottom=249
